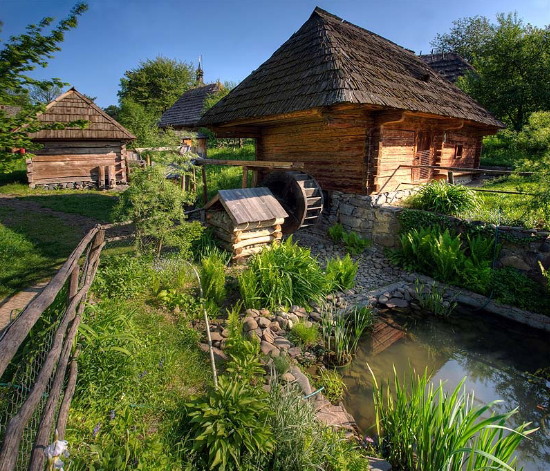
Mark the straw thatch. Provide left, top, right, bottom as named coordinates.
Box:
left=200, top=7, right=502, bottom=128
left=159, top=83, right=221, bottom=129
left=419, top=53, right=475, bottom=83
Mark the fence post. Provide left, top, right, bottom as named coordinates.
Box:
left=447, top=171, right=455, bottom=184
left=69, top=266, right=79, bottom=300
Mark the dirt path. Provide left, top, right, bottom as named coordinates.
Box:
left=0, top=194, right=100, bottom=235
left=0, top=280, right=49, bottom=332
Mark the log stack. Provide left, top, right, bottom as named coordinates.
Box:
left=204, top=188, right=288, bottom=259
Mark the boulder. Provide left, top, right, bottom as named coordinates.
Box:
left=269, top=321, right=281, bottom=333
left=243, top=317, right=258, bottom=332
left=260, top=341, right=280, bottom=357
left=257, top=317, right=271, bottom=328
left=281, top=372, right=296, bottom=383
left=262, top=328, right=275, bottom=344
left=386, top=298, right=409, bottom=309
left=245, top=308, right=260, bottom=317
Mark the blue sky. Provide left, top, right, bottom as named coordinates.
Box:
left=2, top=0, right=550, bottom=108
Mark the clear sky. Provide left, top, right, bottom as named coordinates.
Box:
left=2, top=0, right=550, bottom=108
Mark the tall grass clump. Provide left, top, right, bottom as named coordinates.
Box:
left=200, top=248, right=228, bottom=306
left=289, top=322, right=319, bottom=347
left=238, top=238, right=326, bottom=310
left=371, top=367, right=535, bottom=471
left=325, top=254, right=358, bottom=292
left=407, top=180, right=479, bottom=216
left=413, top=280, right=457, bottom=317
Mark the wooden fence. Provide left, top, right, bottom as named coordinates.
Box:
left=0, top=226, right=105, bottom=471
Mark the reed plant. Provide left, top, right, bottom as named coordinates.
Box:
left=371, top=366, right=535, bottom=471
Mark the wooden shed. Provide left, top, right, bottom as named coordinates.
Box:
left=204, top=187, right=288, bottom=259
left=26, top=88, right=135, bottom=189
left=199, top=7, right=504, bottom=195
left=159, top=68, right=222, bottom=158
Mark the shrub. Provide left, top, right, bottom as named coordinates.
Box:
left=200, top=250, right=227, bottom=306
left=328, top=223, right=345, bottom=242
left=289, top=322, right=319, bottom=347
left=156, top=289, right=202, bottom=317
left=491, top=267, right=550, bottom=314
left=238, top=237, right=327, bottom=310
left=92, top=254, right=152, bottom=299
left=407, top=180, right=479, bottom=216
left=371, top=367, right=534, bottom=471
left=224, top=338, right=264, bottom=385
left=325, top=254, right=358, bottom=292
left=184, top=377, right=274, bottom=471
left=317, top=367, right=347, bottom=404
left=328, top=223, right=371, bottom=255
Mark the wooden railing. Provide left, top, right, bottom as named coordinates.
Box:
left=0, top=226, right=105, bottom=471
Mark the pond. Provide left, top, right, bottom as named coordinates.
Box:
left=340, top=307, right=550, bottom=471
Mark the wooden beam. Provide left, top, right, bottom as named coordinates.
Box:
left=242, top=167, right=248, bottom=188
left=194, top=158, right=304, bottom=169
left=202, top=166, right=208, bottom=205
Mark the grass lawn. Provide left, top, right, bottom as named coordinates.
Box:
left=0, top=206, right=84, bottom=297
left=464, top=175, right=547, bottom=229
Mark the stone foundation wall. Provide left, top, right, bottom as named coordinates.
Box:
left=327, top=190, right=550, bottom=280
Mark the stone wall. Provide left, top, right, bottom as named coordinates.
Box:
left=327, top=190, right=550, bottom=280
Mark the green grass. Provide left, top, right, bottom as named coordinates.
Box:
left=464, top=175, right=546, bottom=229
left=0, top=206, right=83, bottom=297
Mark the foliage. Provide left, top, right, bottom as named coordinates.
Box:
left=328, top=223, right=371, bottom=255
left=407, top=180, right=479, bottom=216
left=117, top=56, right=195, bottom=115
left=224, top=338, right=264, bottom=385
left=114, top=165, right=201, bottom=255
left=371, top=367, right=535, bottom=471
left=203, top=81, right=235, bottom=111
left=265, top=384, right=369, bottom=471
left=289, top=322, right=319, bottom=347
left=0, top=3, right=89, bottom=172
left=156, top=289, right=202, bottom=317
left=272, top=353, right=291, bottom=375
left=433, top=13, right=550, bottom=130
left=200, top=249, right=227, bottom=306
left=184, top=376, right=274, bottom=471
left=92, top=254, right=153, bottom=299
left=321, top=305, right=374, bottom=366
left=325, top=254, right=358, bottom=292
left=317, top=367, right=347, bottom=404
left=238, top=237, right=327, bottom=310
left=413, top=280, right=457, bottom=317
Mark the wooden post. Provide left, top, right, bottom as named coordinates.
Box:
left=181, top=174, right=186, bottom=191
left=107, top=165, right=115, bottom=189
left=192, top=167, right=197, bottom=193
left=69, top=266, right=79, bottom=300
left=251, top=170, right=259, bottom=188
left=98, top=165, right=106, bottom=189
left=447, top=171, right=455, bottom=184
left=202, top=166, right=208, bottom=205
left=146, top=155, right=151, bottom=166
left=242, top=166, right=249, bottom=188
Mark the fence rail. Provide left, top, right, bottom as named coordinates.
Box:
left=0, top=225, right=106, bottom=471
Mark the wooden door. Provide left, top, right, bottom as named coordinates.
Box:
left=413, top=132, right=433, bottom=182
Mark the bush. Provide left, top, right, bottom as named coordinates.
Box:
left=328, top=223, right=345, bottom=243
left=325, top=254, right=358, bottom=292
left=371, top=368, right=534, bottom=471
left=407, top=180, right=479, bottom=216
left=328, top=223, right=371, bottom=255
left=289, top=322, right=319, bottom=347
left=184, top=377, right=274, bottom=471
left=92, top=254, right=153, bottom=299
left=317, top=367, right=347, bottom=404
left=200, top=249, right=227, bottom=306
left=238, top=238, right=327, bottom=310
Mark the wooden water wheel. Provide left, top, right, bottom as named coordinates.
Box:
left=260, top=171, right=324, bottom=234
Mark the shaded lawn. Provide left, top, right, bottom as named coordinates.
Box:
left=0, top=206, right=83, bottom=297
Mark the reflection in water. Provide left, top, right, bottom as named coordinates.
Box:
left=341, top=308, right=550, bottom=471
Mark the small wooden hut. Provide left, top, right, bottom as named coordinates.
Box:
left=199, top=7, right=504, bottom=195
left=204, top=187, right=288, bottom=259
left=159, top=67, right=222, bottom=158
left=26, top=88, right=135, bottom=189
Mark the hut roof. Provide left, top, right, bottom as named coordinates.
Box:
left=200, top=7, right=502, bottom=128
left=159, top=83, right=221, bottom=129
left=419, top=53, right=474, bottom=83
left=0, top=104, right=22, bottom=117
left=205, top=187, right=288, bottom=225
left=28, top=88, right=135, bottom=141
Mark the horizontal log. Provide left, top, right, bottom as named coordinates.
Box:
left=233, top=235, right=277, bottom=250
left=31, top=153, right=117, bottom=162
left=195, top=158, right=304, bottom=169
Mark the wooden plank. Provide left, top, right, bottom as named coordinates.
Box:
left=98, top=165, right=105, bottom=189
left=31, top=153, right=116, bottom=162
left=195, top=158, right=305, bottom=169
left=242, top=167, right=248, bottom=189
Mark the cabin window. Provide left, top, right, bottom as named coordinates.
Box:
left=455, top=144, right=464, bottom=159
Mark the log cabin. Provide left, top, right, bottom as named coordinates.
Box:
left=159, top=66, right=222, bottom=158
left=26, top=88, right=135, bottom=189
left=199, top=7, right=504, bottom=196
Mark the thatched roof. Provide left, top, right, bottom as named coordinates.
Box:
left=200, top=7, right=502, bottom=128
left=29, top=88, right=135, bottom=141
left=419, top=53, right=474, bottom=83
left=159, top=83, right=221, bottom=129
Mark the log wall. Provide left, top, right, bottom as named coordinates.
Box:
left=29, top=140, right=127, bottom=188
left=257, top=114, right=368, bottom=194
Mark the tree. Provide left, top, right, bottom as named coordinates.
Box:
left=431, top=13, right=550, bottom=131
left=117, top=56, right=195, bottom=115
left=0, top=3, right=88, bottom=171
left=28, top=83, right=63, bottom=104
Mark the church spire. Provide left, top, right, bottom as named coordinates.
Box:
left=196, top=55, right=204, bottom=86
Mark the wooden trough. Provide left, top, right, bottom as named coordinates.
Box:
left=204, top=187, right=288, bottom=259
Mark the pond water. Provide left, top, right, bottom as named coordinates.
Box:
left=340, top=307, right=550, bottom=471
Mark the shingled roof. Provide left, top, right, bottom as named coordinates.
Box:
left=28, top=88, right=135, bottom=141
left=200, top=7, right=502, bottom=128
left=159, top=83, right=221, bottom=128
left=419, top=53, right=475, bottom=83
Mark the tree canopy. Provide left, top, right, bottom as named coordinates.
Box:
left=431, top=13, right=550, bottom=131
left=117, top=56, right=196, bottom=115
left=0, top=3, right=88, bottom=171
